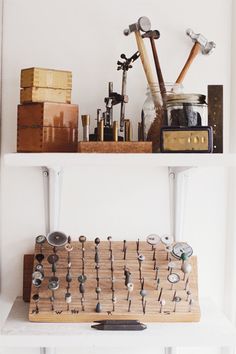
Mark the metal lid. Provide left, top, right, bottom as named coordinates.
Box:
left=166, top=93, right=206, bottom=104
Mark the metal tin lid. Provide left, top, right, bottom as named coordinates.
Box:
left=166, top=93, right=206, bottom=105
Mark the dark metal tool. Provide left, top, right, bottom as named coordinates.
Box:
left=176, top=29, right=216, bottom=84
left=117, top=51, right=140, bottom=131
left=92, top=320, right=147, bottom=331
left=208, top=85, right=223, bottom=153
left=142, top=30, right=166, bottom=106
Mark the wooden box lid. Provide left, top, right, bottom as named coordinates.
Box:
left=21, top=67, right=72, bottom=89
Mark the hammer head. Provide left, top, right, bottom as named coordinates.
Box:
left=124, top=16, right=151, bottom=36
left=186, top=28, right=216, bottom=54
left=142, top=30, right=160, bottom=40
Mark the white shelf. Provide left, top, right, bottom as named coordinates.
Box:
left=1, top=297, right=236, bottom=348
left=3, top=152, right=236, bottom=168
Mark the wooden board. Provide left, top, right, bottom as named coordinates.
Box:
left=23, top=254, right=34, bottom=302
left=78, top=141, right=152, bottom=153
left=21, top=68, right=72, bottom=89
left=29, top=240, right=200, bottom=322
left=20, top=87, right=71, bottom=104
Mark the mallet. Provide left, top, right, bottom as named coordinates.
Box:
left=124, top=17, right=162, bottom=109
left=176, top=29, right=216, bottom=84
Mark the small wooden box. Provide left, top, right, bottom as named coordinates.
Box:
left=21, top=67, right=72, bottom=89
left=78, top=141, right=153, bottom=153
left=20, top=87, right=71, bottom=104
left=17, top=102, right=78, bottom=152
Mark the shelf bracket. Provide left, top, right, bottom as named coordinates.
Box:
left=42, top=166, right=63, bottom=234
left=40, top=348, right=56, bottom=354
left=169, top=167, right=193, bottom=242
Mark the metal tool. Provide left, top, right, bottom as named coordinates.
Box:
left=172, top=242, right=193, bottom=260
left=117, top=51, right=140, bottom=131
left=176, top=29, right=216, bottom=84
left=124, top=119, right=132, bottom=141
left=47, top=231, right=68, bottom=247
left=124, top=17, right=162, bottom=109
left=142, top=30, right=166, bottom=106
left=81, top=115, right=90, bottom=141
left=208, top=85, right=223, bottom=153
left=113, top=121, right=118, bottom=141
left=104, top=82, right=125, bottom=128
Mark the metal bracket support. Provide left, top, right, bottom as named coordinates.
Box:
left=40, top=348, right=56, bottom=354
left=42, top=166, right=63, bottom=234
left=169, top=167, right=193, bottom=242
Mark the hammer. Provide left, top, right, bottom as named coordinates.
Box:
left=176, top=29, right=216, bottom=84
left=124, top=17, right=162, bottom=109
left=142, top=30, right=166, bottom=108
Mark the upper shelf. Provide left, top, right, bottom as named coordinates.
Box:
left=3, top=153, right=236, bottom=169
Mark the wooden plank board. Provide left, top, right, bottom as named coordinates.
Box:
left=23, top=254, right=34, bottom=302
left=29, top=240, right=200, bottom=322
left=78, top=142, right=152, bottom=153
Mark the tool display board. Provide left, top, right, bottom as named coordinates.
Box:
left=29, top=240, right=200, bottom=322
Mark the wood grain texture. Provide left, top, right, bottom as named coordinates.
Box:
left=23, top=255, right=34, bottom=302
left=21, top=68, right=72, bottom=89
left=17, top=103, right=78, bottom=152
left=77, top=141, right=152, bottom=153
left=29, top=240, right=200, bottom=322
left=20, top=87, right=71, bottom=104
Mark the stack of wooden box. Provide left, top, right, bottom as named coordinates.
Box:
left=17, top=67, right=78, bottom=152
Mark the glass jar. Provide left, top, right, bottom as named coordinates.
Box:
left=166, top=93, right=207, bottom=127
left=141, top=83, right=183, bottom=140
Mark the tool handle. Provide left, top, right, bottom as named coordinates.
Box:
left=176, top=42, right=201, bottom=84
left=150, top=38, right=166, bottom=96
left=134, top=31, right=161, bottom=108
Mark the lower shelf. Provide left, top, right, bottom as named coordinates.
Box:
left=0, top=297, right=236, bottom=348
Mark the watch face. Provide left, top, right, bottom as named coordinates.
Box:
left=167, top=273, right=180, bottom=284
left=172, top=242, right=193, bottom=260
left=32, top=271, right=44, bottom=280
left=161, top=235, right=174, bottom=246
left=146, top=234, right=161, bottom=246
left=48, top=281, right=59, bottom=290
left=36, top=235, right=46, bottom=244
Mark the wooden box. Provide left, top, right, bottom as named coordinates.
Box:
left=21, top=68, right=72, bottom=89
left=17, top=102, right=78, bottom=152
left=78, top=141, right=153, bottom=153
left=20, top=87, right=71, bottom=104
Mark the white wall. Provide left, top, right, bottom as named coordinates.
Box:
left=0, top=0, right=233, bottom=353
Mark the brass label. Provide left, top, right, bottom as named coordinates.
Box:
left=163, top=130, right=209, bottom=151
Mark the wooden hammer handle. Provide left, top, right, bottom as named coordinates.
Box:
left=134, top=31, right=162, bottom=108
left=176, top=42, right=201, bottom=84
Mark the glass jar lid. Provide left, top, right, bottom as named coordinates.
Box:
left=166, top=93, right=206, bottom=105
